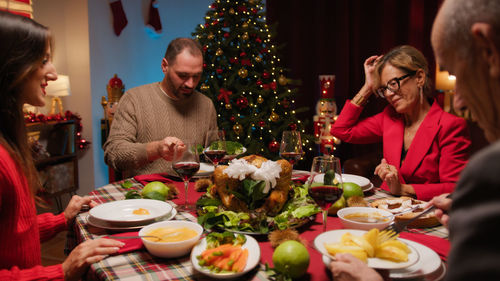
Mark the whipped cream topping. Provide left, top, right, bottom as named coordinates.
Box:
left=223, top=158, right=282, bottom=193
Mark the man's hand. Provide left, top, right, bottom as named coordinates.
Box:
left=425, top=193, right=452, bottom=228
left=329, top=253, right=384, bottom=281
left=147, top=137, right=184, bottom=162
left=62, top=238, right=124, bottom=281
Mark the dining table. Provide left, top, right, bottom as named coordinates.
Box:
left=66, top=172, right=450, bottom=281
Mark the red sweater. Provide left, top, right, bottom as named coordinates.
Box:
left=0, top=144, right=66, bottom=280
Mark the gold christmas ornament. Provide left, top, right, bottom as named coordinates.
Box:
left=257, top=96, right=264, bottom=103
left=242, top=32, right=249, bottom=41
left=216, top=48, right=223, bottom=56
left=200, top=84, right=209, bottom=91
left=242, top=22, right=249, bottom=28
left=238, top=68, right=248, bottom=78
left=278, top=75, right=288, bottom=85
left=233, top=124, right=243, bottom=134
left=229, top=8, right=235, bottom=15
left=270, top=112, right=279, bottom=122
left=255, top=56, right=262, bottom=63
left=225, top=103, right=232, bottom=109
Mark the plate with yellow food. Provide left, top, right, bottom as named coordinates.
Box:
left=89, top=199, right=173, bottom=226
left=314, top=229, right=419, bottom=269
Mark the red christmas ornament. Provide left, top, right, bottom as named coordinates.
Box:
left=263, top=72, right=270, bottom=79
left=258, top=121, right=266, bottom=127
left=251, top=8, right=258, bottom=14
left=204, top=23, right=210, bottom=28
left=211, top=3, right=217, bottom=9
left=256, top=37, right=262, bottom=43
left=224, top=32, right=229, bottom=38
left=218, top=11, right=224, bottom=16
left=203, top=63, right=207, bottom=68
left=239, top=52, right=246, bottom=57
left=230, top=116, right=236, bottom=122
left=230, top=57, right=238, bottom=64
left=212, top=20, right=218, bottom=26
left=203, top=45, right=208, bottom=52
left=237, top=6, right=247, bottom=12
left=256, top=80, right=263, bottom=86
left=216, top=68, right=223, bottom=74
left=236, top=97, right=249, bottom=109
left=268, top=140, right=280, bottom=152
left=270, top=81, right=277, bottom=90
left=289, top=123, right=297, bottom=130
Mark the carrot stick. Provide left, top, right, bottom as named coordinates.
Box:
left=232, top=248, right=248, bottom=272
left=201, top=244, right=232, bottom=260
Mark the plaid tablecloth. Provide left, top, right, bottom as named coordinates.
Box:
left=67, top=177, right=448, bottom=281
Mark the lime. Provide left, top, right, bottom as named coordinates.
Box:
left=142, top=181, right=169, bottom=201
left=328, top=195, right=346, bottom=215
left=342, top=182, right=364, bottom=199
left=272, top=240, right=310, bottom=279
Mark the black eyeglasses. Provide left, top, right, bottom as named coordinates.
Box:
left=375, top=71, right=417, bottom=98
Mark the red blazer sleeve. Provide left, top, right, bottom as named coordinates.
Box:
left=412, top=116, right=470, bottom=200
left=37, top=213, right=67, bottom=242
left=0, top=264, right=64, bottom=281
left=330, top=101, right=385, bottom=144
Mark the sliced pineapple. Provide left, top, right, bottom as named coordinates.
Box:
left=379, top=240, right=411, bottom=254
left=375, top=245, right=409, bottom=262
left=324, top=243, right=368, bottom=262
left=350, top=235, right=375, bottom=257
left=363, top=228, right=379, bottom=249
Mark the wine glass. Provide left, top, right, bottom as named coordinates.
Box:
left=171, top=141, right=200, bottom=212
left=307, top=156, right=343, bottom=232
left=204, top=130, right=227, bottom=168
left=279, top=130, right=303, bottom=168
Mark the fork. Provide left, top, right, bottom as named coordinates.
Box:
left=378, top=205, right=437, bottom=244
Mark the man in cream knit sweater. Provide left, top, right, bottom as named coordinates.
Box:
left=104, top=38, right=217, bottom=178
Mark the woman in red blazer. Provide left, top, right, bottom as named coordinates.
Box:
left=331, top=45, right=470, bottom=200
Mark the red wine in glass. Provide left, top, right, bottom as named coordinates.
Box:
left=204, top=149, right=226, bottom=165
left=280, top=152, right=302, bottom=166
left=173, top=161, right=200, bottom=181
left=308, top=185, right=343, bottom=210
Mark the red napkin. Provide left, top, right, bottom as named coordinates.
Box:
left=105, top=231, right=144, bottom=254
left=400, top=232, right=450, bottom=261
left=134, top=173, right=173, bottom=186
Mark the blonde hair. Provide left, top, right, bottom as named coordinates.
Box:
left=376, top=45, right=433, bottom=99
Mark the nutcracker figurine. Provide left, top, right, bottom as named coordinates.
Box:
left=313, top=75, right=340, bottom=155
left=101, top=74, right=125, bottom=137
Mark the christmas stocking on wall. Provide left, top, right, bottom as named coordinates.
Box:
left=109, top=0, right=127, bottom=36
left=145, top=0, right=162, bottom=38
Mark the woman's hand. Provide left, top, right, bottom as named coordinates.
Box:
left=374, top=159, right=415, bottom=197
left=329, top=253, right=384, bottom=281
left=62, top=238, right=124, bottom=281
left=64, top=195, right=97, bottom=223
left=363, top=55, right=383, bottom=93
left=426, top=193, right=452, bottom=228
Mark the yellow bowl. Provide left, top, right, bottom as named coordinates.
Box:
left=139, top=220, right=203, bottom=258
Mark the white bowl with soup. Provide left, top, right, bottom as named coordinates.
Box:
left=337, top=207, right=394, bottom=230
left=139, top=220, right=203, bottom=258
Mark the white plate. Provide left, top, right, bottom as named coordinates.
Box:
left=321, top=236, right=443, bottom=279
left=314, top=229, right=419, bottom=270
left=89, top=199, right=173, bottom=226
left=86, top=208, right=177, bottom=231
left=196, top=162, right=215, bottom=177
left=314, top=173, right=370, bottom=188
left=191, top=234, right=260, bottom=279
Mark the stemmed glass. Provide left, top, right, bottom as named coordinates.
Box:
left=204, top=130, right=227, bottom=168
left=279, top=130, right=303, bottom=168
left=307, top=156, right=343, bottom=232
left=171, top=141, right=200, bottom=212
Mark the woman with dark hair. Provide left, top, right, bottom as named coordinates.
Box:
left=331, top=45, right=470, bottom=200
left=0, top=11, right=123, bottom=280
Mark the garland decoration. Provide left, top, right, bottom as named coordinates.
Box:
left=24, top=111, right=91, bottom=153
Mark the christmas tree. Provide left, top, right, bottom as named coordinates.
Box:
left=192, top=0, right=313, bottom=160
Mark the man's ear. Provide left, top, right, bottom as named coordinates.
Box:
left=471, top=22, right=500, bottom=78
left=161, top=58, right=168, bottom=74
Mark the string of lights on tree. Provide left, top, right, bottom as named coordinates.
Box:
left=192, top=0, right=313, bottom=160
left=24, top=111, right=91, bottom=153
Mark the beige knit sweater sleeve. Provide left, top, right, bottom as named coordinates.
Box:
left=103, top=82, right=217, bottom=177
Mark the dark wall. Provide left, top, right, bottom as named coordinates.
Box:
left=266, top=0, right=442, bottom=168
